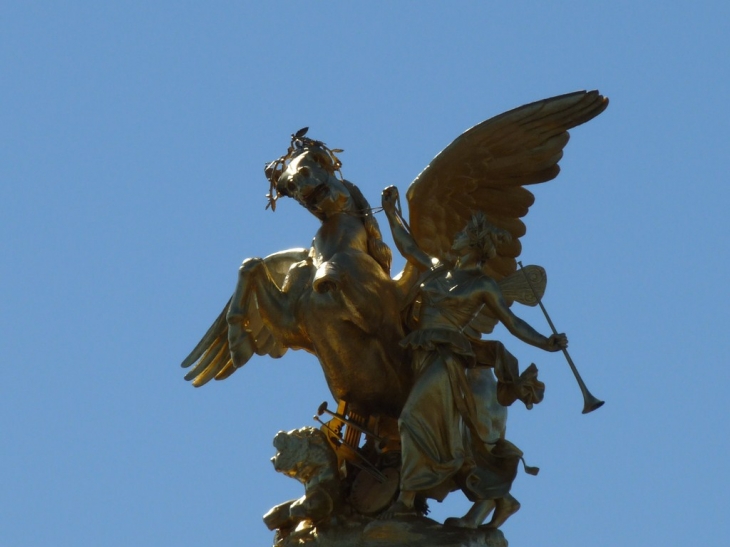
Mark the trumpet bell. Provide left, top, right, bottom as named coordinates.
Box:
left=581, top=394, right=605, bottom=414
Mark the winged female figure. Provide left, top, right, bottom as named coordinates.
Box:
left=180, top=91, right=608, bottom=429
left=378, top=190, right=569, bottom=527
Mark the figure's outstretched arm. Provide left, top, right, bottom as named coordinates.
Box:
left=381, top=186, right=433, bottom=271
left=482, top=281, right=567, bottom=352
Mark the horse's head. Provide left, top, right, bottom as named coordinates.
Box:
left=265, top=134, right=391, bottom=272
left=275, top=150, right=354, bottom=219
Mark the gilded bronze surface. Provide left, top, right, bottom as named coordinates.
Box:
left=180, top=90, right=608, bottom=546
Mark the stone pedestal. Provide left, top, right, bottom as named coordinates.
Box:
left=273, top=516, right=508, bottom=547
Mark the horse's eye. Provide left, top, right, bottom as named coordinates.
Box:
left=299, top=166, right=311, bottom=178
left=287, top=180, right=297, bottom=193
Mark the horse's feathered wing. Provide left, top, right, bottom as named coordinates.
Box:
left=181, top=249, right=308, bottom=386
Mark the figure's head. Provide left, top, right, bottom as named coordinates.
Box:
left=452, top=212, right=512, bottom=269
left=275, top=150, right=354, bottom=219
left=264, top=128, right=349, bottom=218
left=271, top=427, right=338, bottom=485
left=264, top=129, right=393, bottom=274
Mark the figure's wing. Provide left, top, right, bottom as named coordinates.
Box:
left=498, top=265, right=547, bottom=307
left=180, top=249, right=309, bottom=387
left=460, top=265, right=548, bottom=337
left=406, top=90, right=608, bottom=280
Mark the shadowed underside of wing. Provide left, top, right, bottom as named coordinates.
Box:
left=180, top=299, right=234, bottom=385
left=406, top=90, right=608, bottom=280
left=180, top=249, right=307, bottom=387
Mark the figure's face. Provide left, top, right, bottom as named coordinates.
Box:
left=271, top=431, right=303, bottom=478
left=451, top=230, right=494, bottom=270
left=276, top=153, right=352, bottom=218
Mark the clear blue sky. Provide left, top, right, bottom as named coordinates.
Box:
left=2, top=2, right=728, bottom=546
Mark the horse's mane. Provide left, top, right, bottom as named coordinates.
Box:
left=341, top=179, right=392, bottom=275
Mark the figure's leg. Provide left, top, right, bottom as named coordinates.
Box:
left=378, top=490, right=417, bottom=519
left=380, top=353, right=463, bottom=520
left=398, top=355, right=465, bottom=492
left=483, top=493, right=520, bottom=529
left=467, top=365, right=507, bottom=444
left=444, top=500, right=496, bottom=528
left=263, top=499, right=296, bottom=531
left=440, top=362, right=518, bottom=529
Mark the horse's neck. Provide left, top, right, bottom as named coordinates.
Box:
left=312, top=213, right=367, bottom=263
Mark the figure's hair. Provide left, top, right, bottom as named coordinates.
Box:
left=454, top=212, right=512, bottom=263
left=342, top=179, right=392, bottom=275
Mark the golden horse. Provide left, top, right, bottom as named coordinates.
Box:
left=181, top=144, right=413, bottom=418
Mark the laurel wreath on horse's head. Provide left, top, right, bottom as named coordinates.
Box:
left=264, top=127, right=344, bottom=211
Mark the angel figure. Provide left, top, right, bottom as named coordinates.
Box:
left=379, top=186, right=567, bottom=528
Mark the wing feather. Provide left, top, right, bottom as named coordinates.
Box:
left=406, top=90, right=608, bottom=279
left=180, top=248, right=309, bottom=387
left=180, top=300, right=230, bottom=370
left=190, top=342, right=230, bottom=387
left=498, top=265, right=547, bottom=306
left=183, top=335, right=227, bottom=381
left=213, top=359, right=237, bottom=381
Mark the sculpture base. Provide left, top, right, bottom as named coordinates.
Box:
left=273, top=516, right=508, bottom=547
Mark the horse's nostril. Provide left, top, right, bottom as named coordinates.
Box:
left=287, top=180, right=297, bottom=193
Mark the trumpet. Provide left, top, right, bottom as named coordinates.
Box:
left=517, top=261, right=604, bottom=414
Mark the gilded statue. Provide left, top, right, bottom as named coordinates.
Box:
left=264, top=427, right=344, bottom=537
left=181, top=132, right=411, bottom=418
left=180, top=90, right=608, bottom=546
left=379, top=193, right=566, bottom=527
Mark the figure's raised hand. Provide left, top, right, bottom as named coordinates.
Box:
left=381, top=185, right=399, bottom=213
left=547, top=333, right=568, bottom=352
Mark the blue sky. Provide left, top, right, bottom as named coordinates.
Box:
left=2, top=2, right=729, bottom=546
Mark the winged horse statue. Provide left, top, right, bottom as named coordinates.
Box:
left=180, top=91, right=608, bottom=423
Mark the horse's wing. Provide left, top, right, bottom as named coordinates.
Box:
left=406, top=90, right=608, bottom=280
left=180, top=248, right=308, bottom=387
left=180, top=298, right=233, bottom=385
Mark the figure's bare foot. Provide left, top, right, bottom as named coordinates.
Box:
left=444, top=500, right=496, bottom=529
left=483, top=494, right=520, bottom=529
left=378, top=500, right=417, bottom=520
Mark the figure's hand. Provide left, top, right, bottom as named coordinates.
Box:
left=381, top=186, right=399, bottom=213
left=546, top=333, right=568, bottom=352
